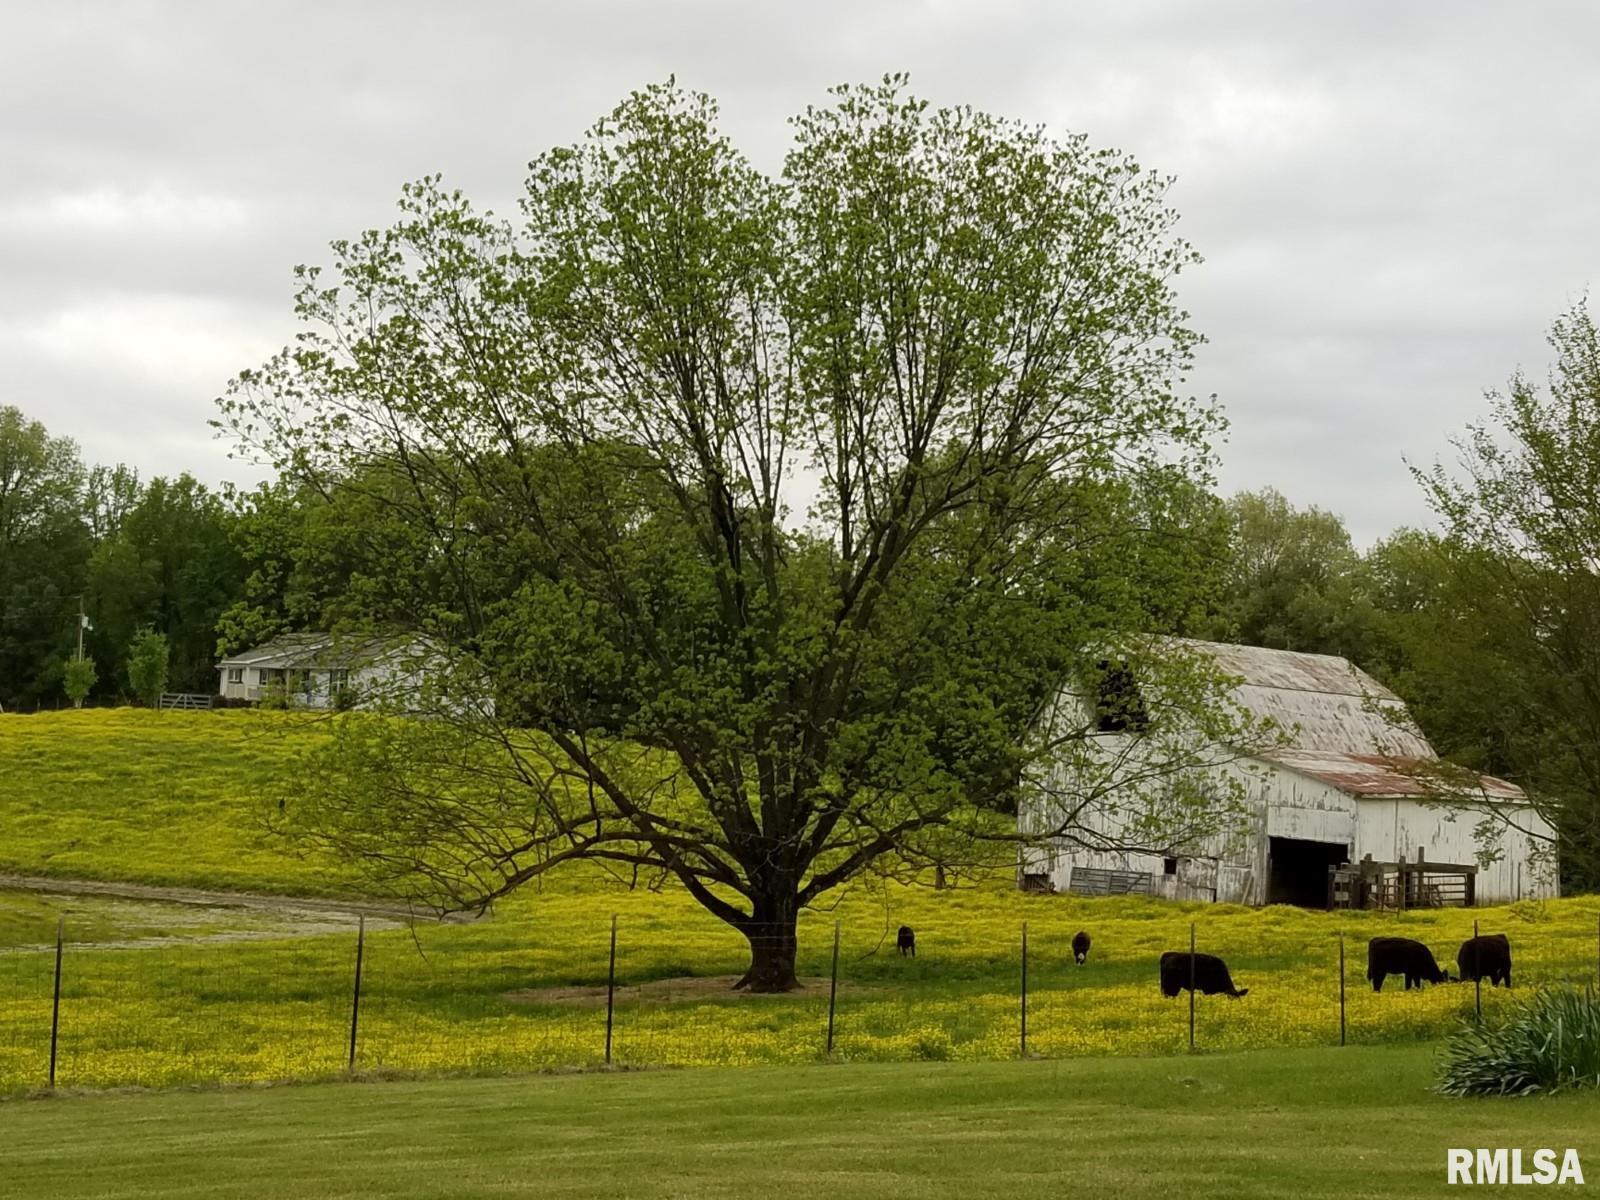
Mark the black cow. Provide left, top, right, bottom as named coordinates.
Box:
left=1158, top=951, right=1248, bottom=998
left=1457, top=933, right=1512, bottom=988
left=1071, top=930, right=1092, bottom=966
left=1366, top=936, right=1452, bottom=992
left=897, top=925, right=916, bottom=957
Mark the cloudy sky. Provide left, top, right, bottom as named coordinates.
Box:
left=4, top=1, right=1596, bottom=544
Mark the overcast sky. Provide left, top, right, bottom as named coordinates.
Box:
left=3, top=1, right=1596, bottom=544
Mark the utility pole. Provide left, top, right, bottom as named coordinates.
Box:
left=66, top=597, right=95, bottom=710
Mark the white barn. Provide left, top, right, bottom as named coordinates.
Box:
left=1018, top=639, right=1557, bottom=907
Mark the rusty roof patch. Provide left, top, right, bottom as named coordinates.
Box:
left=1266, top=749, right=1525, bottom=801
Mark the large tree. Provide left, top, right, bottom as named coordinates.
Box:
left=1407, top=303, right=1600, bottom=890
left=83, top=474, right=242, bottom=695
left=220, top=79, right=1258, bottom=989
left=0, top=405, right=89, bottom=708
left=1204, top=488, right=1388, bottom=662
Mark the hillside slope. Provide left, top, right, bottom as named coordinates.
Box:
left=0, top=709, right=356, bottom=895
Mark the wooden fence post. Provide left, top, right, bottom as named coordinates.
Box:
left=49, top=915, right=64, bottom=1088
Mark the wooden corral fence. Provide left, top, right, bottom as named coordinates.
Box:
left=1327, top=848, right=1476, bottom=911
left=1067, top=866, right=1154, bottom=897
left=157, top=692, right=213, bottom=711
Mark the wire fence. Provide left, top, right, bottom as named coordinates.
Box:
left=1, top=913, right=1597, bottom=1093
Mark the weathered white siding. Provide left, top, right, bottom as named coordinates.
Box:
left=1353, top=797, right=1556, bottom=902
left=1019, top=639, right=1559, bottom=907
left=1020, top=756, right=1559, bottom=905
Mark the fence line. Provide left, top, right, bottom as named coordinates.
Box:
left=5, top=911, right=1590, bottom=1094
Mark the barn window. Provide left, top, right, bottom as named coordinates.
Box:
left=1164, top=857, right=1179, bottom=876
left=1093, top=659, right=1150, bottom=733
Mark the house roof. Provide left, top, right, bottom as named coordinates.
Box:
left=1266, top=748, right=1526, bottom=802
left=218, top=633, right=398, bottom=670
left=1169, top=638, right=1436, bottom=759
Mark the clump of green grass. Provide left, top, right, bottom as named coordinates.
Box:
left=1437, top=985, right=1600, bottom=1096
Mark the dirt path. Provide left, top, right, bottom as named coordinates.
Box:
left=0, top=872, right=472, bottom=924
left=0, top=873, right=478, bottom=952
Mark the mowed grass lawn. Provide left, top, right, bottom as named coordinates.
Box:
left=6, top=1044, right=1599, bottom=1199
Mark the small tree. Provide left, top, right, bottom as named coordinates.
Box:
left=126, top=628, right=169, bottom=707
left=63, top=657, right=97, bottom=708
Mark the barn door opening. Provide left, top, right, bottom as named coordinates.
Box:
left=1266, top=837, right=1349, bottom=907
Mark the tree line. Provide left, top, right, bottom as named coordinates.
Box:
left=7, top=315, right=1599, bottom=890
left=0, top=412, right=335, bottom=708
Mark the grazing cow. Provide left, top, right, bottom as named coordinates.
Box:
left=1072, top=930, right=1092, bottom=966
left=1456, top=933, right=1512, bottom=988
left=1366, top=936, right=1452, bottom=992
left=1158, top=951, right=1248, bottom=998
left=897, top=925, right=916, bottom=957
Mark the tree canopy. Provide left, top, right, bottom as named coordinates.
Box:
left=218, top=78, right=1264, bottom=989
left=1404, top=303, right=1600, bottom=889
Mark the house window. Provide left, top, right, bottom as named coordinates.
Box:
left=227, top=668, right=243, bottom=684
left=1164, top=857, right=1179, bottom=876
left=327, top=669, right=349, bottom=690
left=259, top=668, right=285, bottom=686
left=1093, top=659, right=1150, bottom=733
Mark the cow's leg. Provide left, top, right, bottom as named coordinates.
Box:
left=1372, top=976, right=1383, bottom=993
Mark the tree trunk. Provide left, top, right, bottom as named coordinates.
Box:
left=731, top=892, right=800, bottom=992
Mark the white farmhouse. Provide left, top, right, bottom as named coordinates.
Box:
left=216, top=633, right=437, bottom=710
left=1018, top=639, right=1556, bottom=907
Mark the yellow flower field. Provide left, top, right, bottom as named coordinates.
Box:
left=1, top=709, right=1598, bottom=1093
left=0, top=881, right=1595, bottom=1093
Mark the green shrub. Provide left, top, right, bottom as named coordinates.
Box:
left=1437, top=985, right=1600, bottom=1096
left=63, top=657, right=97, bottom=708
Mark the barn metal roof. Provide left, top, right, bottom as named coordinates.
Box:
left=1169, top=638, right=1436, bottom=759
left=1266, top=749, right=1525, bottom=802
left=1177, top=638, right=1400, bottom=700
